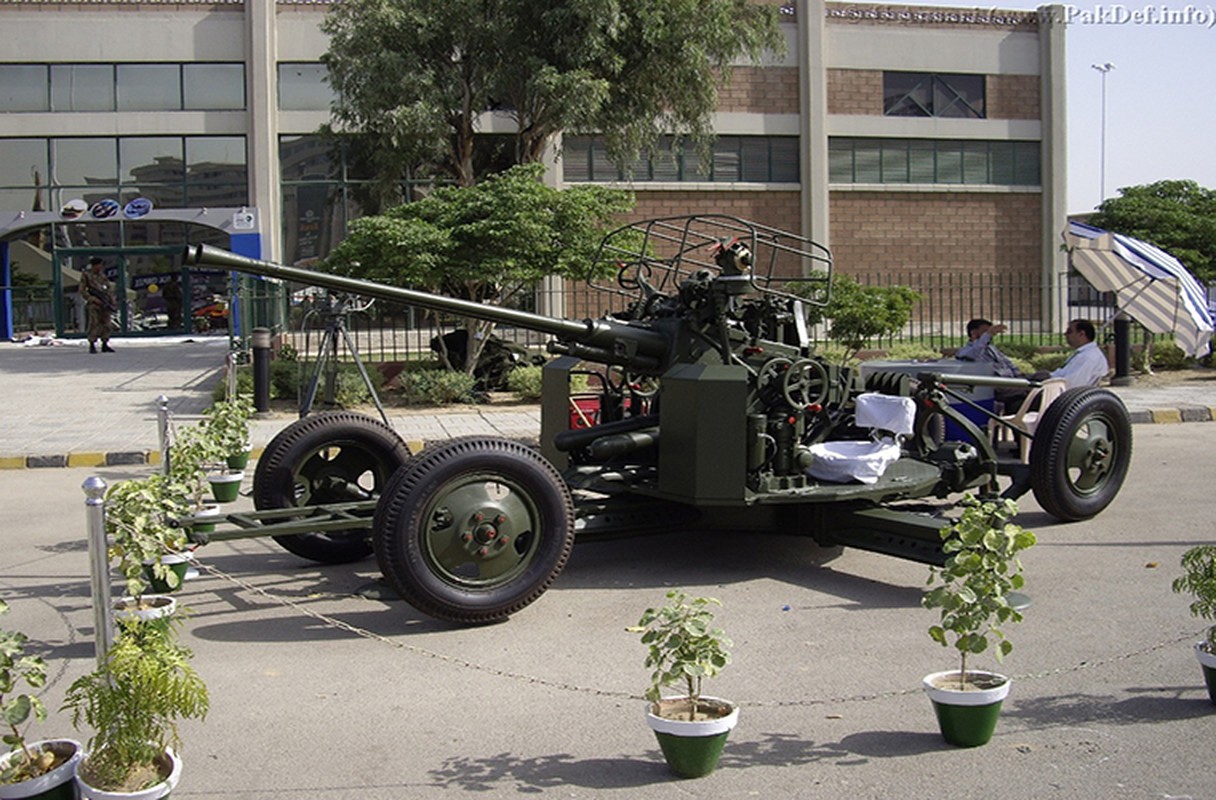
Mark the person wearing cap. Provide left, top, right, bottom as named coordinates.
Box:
left=80, top=257, right=116, bottom=353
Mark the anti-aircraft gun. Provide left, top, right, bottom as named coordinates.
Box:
left=184, top=215, right=1132, bottom=624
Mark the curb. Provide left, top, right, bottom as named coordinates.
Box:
left=0, top=411, right=1208, bottom=469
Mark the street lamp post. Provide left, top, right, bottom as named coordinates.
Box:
left=1092, top=62, right=1115, bottom=205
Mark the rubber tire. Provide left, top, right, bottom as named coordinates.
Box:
left=1029, top=388, right=1132, bottom=521
left=253, top=411, right=413, bottom=564
left=373, top=436, right=576, bottom=624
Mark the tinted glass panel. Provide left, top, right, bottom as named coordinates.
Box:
left=117, top=64, right=180, bottom=111
left=280, top=135, right=337, bottom=181
left=54, top=139, right=117, bottom=184
left=934, top=142, right=963, bottom=183
left=561, top=137, right=590, bottom=181
left=1013, top=142, right=1040, bottom=185
left=712, top=137, right=740, bottom=182
left=183, top=64, right=245, bottom=110
left=739, top=138, right=768, bottom=182
left=770, top=137, right=799, bottom=182
left=883, top=72, right=930, bottom=117
left=0, top=65, right=49, bottom=111
left=828, top=140, right=853, bottom=183
left=935, top=75, right=985, bottom=118
left=881, top=142, right=909, bottom=182
left=962, top=141, right=989, bottom=183
left=187, top=137, right=246, bottom=174
left=651, top=139, right=679, bottom=181
left=908, top=141, right=936, bottom=182
left=278, top=63, right=334, bottom=111
left=121, top=138, right=184, bottom=184
left=50, top=65, right=114, bottom=111
left=853, top=140, right=882, bottom=183
left=0, top=139, right=49, bottom=187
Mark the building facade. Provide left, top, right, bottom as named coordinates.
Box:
left=0, top=0, right=1067, bottom=339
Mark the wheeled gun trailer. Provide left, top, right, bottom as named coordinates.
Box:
left=183, top=215, right=1132, bottom=625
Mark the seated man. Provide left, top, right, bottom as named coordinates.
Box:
left=1048, top=318, right=1109, bottom=389
left=957, top=318, right=1024, bottom=377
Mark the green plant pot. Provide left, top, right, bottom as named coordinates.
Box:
left=208, top=472, right=243, bottom=503
left=645, top=697, right=738, bottom=778
left=0, top=739, right=82, bottom=800
left=226, top=450, right=250, bottom=471
left=141, top=554, right=190, bottom=594
left=188, top=505, right=221, bottom=535
left=923, top=670, right=1010, bottom=748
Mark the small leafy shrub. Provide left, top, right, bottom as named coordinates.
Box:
left=1136, top=341, right=1193, bottom=371
left=395, top=369, right=478, bottom=406
left=882, top=344, right=943, bottom=362
left=1029, top=351, right=1069, bottom=373
left=627, top=590, right=732, bottom=721
left=1173, top=545, right=1216, bottom=653
left=1000, top=341, right=1040, bottom=361
left=506, top=365, right=544, bottom=400
left=0, top=599, right=54, bottom=785
left=923, top=496, right=1036, bottom=688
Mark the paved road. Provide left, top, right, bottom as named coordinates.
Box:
left=1, top=338, right=1213, bottom=468
left=1, top=425, right=1214, bottom=799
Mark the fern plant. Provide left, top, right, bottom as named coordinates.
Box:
left=63, top=615, right=208, bottom=792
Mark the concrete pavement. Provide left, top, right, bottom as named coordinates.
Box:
left=0, top=337, right=1213, bottom=467
left=1, top=425, right=1214, bottom=798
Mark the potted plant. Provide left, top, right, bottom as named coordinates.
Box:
left=1171, top=544, right=1216, bottom=704
left=0, top=600, right=82, bottom=800
left=106, top=475, right=192, bottom=611
left=922, top=495, right=1036, bottom=747
left=63, top=615, right=208, bottom=800
left=171, top=424, right=240, bottom=506
left=627, top=590, right=736, bottom=778
left=203, top=395, right=253, bottom=470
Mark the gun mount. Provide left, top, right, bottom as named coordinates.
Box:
left=184, top=215, right=1132, bottom=625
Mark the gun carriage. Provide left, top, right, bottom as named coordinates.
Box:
left=183, top=215, right=1132, bottom=624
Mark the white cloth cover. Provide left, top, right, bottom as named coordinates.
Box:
left=806, top=393, right=916, bottom=484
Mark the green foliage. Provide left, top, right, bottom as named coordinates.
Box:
left=105, top=477, right=192, bottom=598
left=321, top=0, right=784, bottom=190
left=1090, top=179, right=1216, bottom=282
left=323, top=164, right=634, bottom=374
left=168, top=424, right=226, bottom=511
left=506, top=365, right=544, bottom=400
left=923, top=496, right=1037, bottom=685
left=999, top=341, right=1040, bottom=361
left=1029, top=351, right=1070, bottom=373
left=203, top=395, right=254, bottom=455
left=882, top=343, right=945, bottom=362
left=627, top=590, right=732, bottom=720
left=1133, top=341, right=1194, bottom=371
left=394, top=369, right=478, bottom=406
left=802, top=275, right=921, bottom=361
left=64, top=615, right=208, bottom=792
left=1173, top=545, right=1216, bottom=653
left=0, top=600, right=54, bottom=785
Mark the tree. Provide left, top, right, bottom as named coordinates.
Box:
left=1089, top=180, right=1216, bottom=281
left=802, top=275, right=921, bottom=361
left=320, top=163, right=635, bottom=373
left=320, top=0, right=784, bottom=193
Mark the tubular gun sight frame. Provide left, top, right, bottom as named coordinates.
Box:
left=184, top=215, right=1132, bottom=624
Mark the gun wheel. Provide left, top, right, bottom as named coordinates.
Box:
left=1029, top=388, right=1132, bottom=521
left=253, top=411, right=413, bottom=563
left=373, top=437, right=575, bottom=625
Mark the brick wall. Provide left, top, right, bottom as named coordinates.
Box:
left=717, top=66, right=800, bottom=114
left=829, top=191, right=1041, bottom=279
left=827, top=69, right=883, bottom=115
left=986, top=74, right=1040, bottom=120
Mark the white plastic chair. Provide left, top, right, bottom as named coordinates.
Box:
left=988, top=378, right=1068, bottom=463
left=808, top=393, right=916, bottom=484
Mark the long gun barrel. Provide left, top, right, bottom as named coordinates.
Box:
left=183, top=243, right=670, bottom=371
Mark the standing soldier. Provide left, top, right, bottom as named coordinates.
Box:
left=81, top=256, right=116, bottom=353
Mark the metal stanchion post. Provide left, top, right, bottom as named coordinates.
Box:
left=83, top=476, right=113, bottom=670
left=252, top=327, right=271, bottom=413
left=1111, top=312, right=1133, bottom=386
left=226, top=351, right=238, bottom=399
left=157, top=394, right=171, bottom=475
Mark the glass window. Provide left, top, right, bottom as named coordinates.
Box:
left=962, top=141, right=989, bottom=184
left=770, top=138, right=799, bottom=182
left=934, top=142, right=963, bottom=183
left=650, top=139, right=679, bottom=182
left=881, top=142, right=909, bottom=183
left=885, top=72, right=985, bottom=118
left=187, top=137, right=246, bottom=174
left=712, top=137, right=740, bottom=182
left=0, top=65, right=49, bottom=111
left=829, top=137, right=1038, bottom=185
left=828, top=139, right=853, bottom=183
left=117, top=64, right=181, bottom=111
left=53, top=138, right=117, bottom=184
left=589, top=138, right=614, bottom=181
left=2, top=66, right=50, bottom=112
left=278, top=63, right=334, bottom=111
left=183, top=64, right=245, bottom=110
left=908, top=141, right=936, bottom=182
left=853, top=140, right=882, bottom=183
left=1012, top=142, right=1040, bottom=185
left=121, top=137, right=184, bottom=184
left=739, top=138, right=768, bottom=182
left=50, top=65, right=114, bottom=111
left=280, top=135, right=337, bottom=182
left=0, top=139, right=49, bottom=187
left=561, top=137, right=590, bottom=181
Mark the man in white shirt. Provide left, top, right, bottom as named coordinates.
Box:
left=1049, top=319, right=1109, bottom=388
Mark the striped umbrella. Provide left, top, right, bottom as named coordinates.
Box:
left=1065, top=220, right=1214, bottom=358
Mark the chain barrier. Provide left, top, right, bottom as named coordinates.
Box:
left=186, top=555, right=1206, bottom=709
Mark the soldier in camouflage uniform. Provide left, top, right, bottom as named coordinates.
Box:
left=80, top=257, right=116, bottom=353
